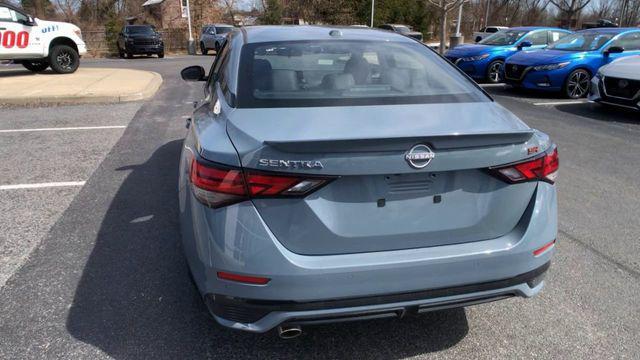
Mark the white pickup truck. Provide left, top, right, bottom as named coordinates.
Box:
left=473, top=26, right=509, bottom=43
left=0, top=2, right=86, bottom=73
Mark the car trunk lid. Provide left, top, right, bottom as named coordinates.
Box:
left=218, top=102, right=542, bottom=255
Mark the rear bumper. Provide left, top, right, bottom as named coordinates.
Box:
left=206, top=262, right=549, bottom=332
left=179, top=181, right=557, bottom=332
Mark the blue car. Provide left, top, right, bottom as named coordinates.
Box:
left=505, top=28, right=640, bottom=98
left=179, top=26, right=558, bottom=337
left=445, top=27, right=572, bottom=83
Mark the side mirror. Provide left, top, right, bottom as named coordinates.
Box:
left=517, top=41, right=532, bottom=50
left=19, top=16, right=35, bottom=26
left=475, top=36, right=482, bottom=43
left=181, top=66, right=206, bottom=82
left=604, top=46, right=624, bottom=57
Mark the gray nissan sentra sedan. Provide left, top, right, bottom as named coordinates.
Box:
left=179, top=26, right=558, bottom=338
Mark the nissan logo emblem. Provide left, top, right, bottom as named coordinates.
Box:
left=405, top=144, right=435, bottom=169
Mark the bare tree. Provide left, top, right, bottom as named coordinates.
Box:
left=222, top=0, right=236, bottom=24
left=426, top=0, right=467, bottom=54
left=549, top=0, right=591, bottom=28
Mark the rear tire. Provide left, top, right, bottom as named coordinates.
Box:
left=200, top=42, right=208, bottom=55
left=118, top=46, right=125, bottom=58
left=49, top=45, right=79, bottom=74
left=563, top=69, right=591, bottom=99
left=158, top=51, right=165, bottom=58
left=126, top=52, right=133, bottom=59
left=22, top=61, right=49, bottom=72
left=486, top=60, right=504, bottom=83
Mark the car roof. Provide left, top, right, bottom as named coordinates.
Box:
left=577, top=27, right=639, bottom=34
left=240, top=25, right=415, bottom=44
left=0, top=1, right=24, bottom=12
left=508, top=26, right=567, bottom=31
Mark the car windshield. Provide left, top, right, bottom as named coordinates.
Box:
left=237, top=40, right=487, bottom=108
left=127, top=26, right=155, bottom=35
left=216, top=26, right=233, bottom=34
left=480, top=30, right=528, bottom=45
left=547, top=32, right=615, bottom=51
left=395, top=26, right=411, bottom=34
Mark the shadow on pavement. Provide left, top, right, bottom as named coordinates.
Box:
left=66, top=140, right=469, bottom=359
left=555, top=103, right=640, bottom=125
left=487, top=85, right=564, bottom=100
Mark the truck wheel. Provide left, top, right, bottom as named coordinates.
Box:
left=200, top=42, right=208, bottom=55
left=118, top=46, right=125, bottom=58
left=49, top=45, right=80, bottom=74
left=22, top=61, right=49, bottom=72
left=158, top=51, right=165, bottom=59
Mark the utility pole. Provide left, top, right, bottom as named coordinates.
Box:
left=450, top=2, right=464, bottom=48
left=370, top=0, right=375, bottom=27
left=186, top=0, right=195, bottom=55
left=483, top=0, right=490, bottom=28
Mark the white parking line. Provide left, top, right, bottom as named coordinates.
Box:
left=0, top=125, right=126, bottom=133
left=0, top=181, right=86, bottom=190
left=533, top=100, right=588, bottom=106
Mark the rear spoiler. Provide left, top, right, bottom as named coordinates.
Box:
left=264, top=130, right=535, bottom=153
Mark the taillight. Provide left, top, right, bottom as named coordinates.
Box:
left=489, top=146, right=559, bottom=184
left=189, top=159, right=333, bottom=208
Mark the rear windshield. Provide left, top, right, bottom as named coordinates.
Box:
left=547, top=32, right=614, bottom=51
left=480, top=30, right=528, bottom=45
left=237, top=40, right=487, bottom=108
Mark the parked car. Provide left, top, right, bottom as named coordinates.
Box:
left=589, top=55, right=640, bottom=110
left=505, top=28, right=640, bottom=98
left=378, top=24, right=423, bottom=41
left=200, top=24, right=233, bottom=54
left=445, top=27, right=572, bottom=83
left=0, top=1, right=86, bottom=73
left=117, top=25, right=164, bottom=59
left=473, top=26, right=508, bottom=42
left=179, top=26, right=558, bottom=337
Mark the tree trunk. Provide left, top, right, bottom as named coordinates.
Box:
left=439, top=8, right=447, bottom=54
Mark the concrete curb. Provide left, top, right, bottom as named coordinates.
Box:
left=0, top=70, right=163, bottom=106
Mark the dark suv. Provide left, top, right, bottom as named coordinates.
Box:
left=117, top=25, right=164, bottom=58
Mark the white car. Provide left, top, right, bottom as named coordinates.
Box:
left=473, top=26, right=508, bottom=42
left=0, top=1, right=86, bottom=74
left=589, top=55, right=640, bottom=111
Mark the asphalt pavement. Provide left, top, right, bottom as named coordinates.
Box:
left=0, top=55, right=639, bottom=359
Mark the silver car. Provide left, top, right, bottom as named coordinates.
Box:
left=199, top=24, right=234, bottom=55
left=179, top=26, right=559, bottom=338
left=589, top=55, right=640, bottom=111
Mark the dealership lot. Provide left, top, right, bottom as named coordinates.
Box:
left=1, top=56, right=639, bottom=359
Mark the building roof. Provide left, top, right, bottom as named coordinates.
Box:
left=240, top=25, right=415, bottom=44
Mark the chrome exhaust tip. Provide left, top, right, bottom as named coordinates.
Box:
left=277, top=325, right=302, bottom=339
